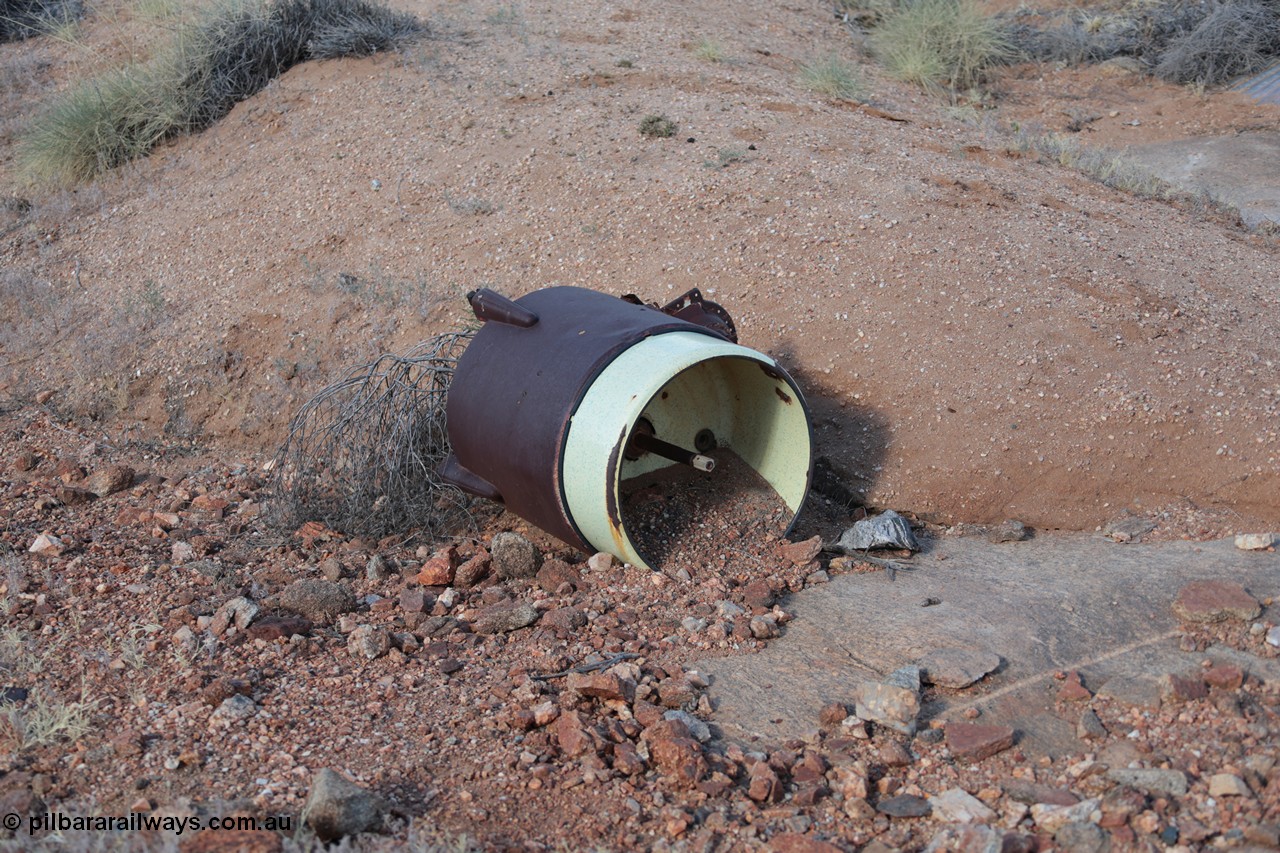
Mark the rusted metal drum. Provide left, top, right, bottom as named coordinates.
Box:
left=440, top=286, right=812, bottom=570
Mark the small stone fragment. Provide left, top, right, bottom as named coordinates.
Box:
left=209, top=596, right=259, bottom=636
left=28, top=533, right=64, bottom=557
left=819, top=702, right=848, bottom=726
left=917, top=648, right=1001, bottom=688
left=542, top=606, right=587, bottom=633
left=346, top=625, right=391, bottom=660
left=1056, top=670, right=1092, bottom=702
left=834, top=510, right=919, bottom=552
left=1076, top=709, right=1107, bottom=741
left=1235, top=533, right=1277, bottom=550
left=1172, top=580, right=1261, bottom=623
left=535, top=558, right=581, bottom=593
left=930, top=788, right=996, bottom=824
left=366, top=554, right=394, bottom=580
left=279, top=579, right=356, bottom=622
left=209, top=694, right=257, bottom=727
left=988, top=520, right=1030, bottom=543
left=84, top=464, right=135, bottom=498
left=303, top=768, right=386, bottom=841
left=415, top=549, right=455, bottom=586
left=781, top=535, right=823, bottom=566
left=1203, top=662, right=1244, bottom=690
left=1159, top=672, right=1208, bottom=705
left=663, top=710, right=711, bottom=743
left=473, top=601, right=540, bottom=634
left=855, top=666, right=921, bottom=735
left=490, top=532, right=542, bottom=580
left=946, top=723, right=1015, bottom=763
left=749, top=615, right=779, bottom=639
left=923, top=826, right=1002, bottom=853
left=245, top=615, right=312, bottom=641
left=567, top=671, right=635, bottom=703
left=747, top=762, right=783, bottom=803
left=1029, top=798, right=1100, bottom=834
left=1054, top=821, right=1108, bottom=853
left=1103, top=513, right=1154, bottom=543
left=587, top=552, right=615, bottom=573
left=877, top=794, right=931, bottom=818
left=741, top=579, right=776, bottom=609
left=1207, top=773, right=1251, bottom=797
left=1103, top=767, right=1187, bottom=796
left=878, top=740, right=913, bottom=767
left=454, top=553, right=491, bottom=588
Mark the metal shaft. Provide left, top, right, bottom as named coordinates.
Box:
left=629, top=432, right=716, bottom=472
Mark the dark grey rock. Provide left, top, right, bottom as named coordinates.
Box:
left=1077, top=709, right=1107, bottom=741
left=1103, top=513, right=1155, bottom=543
left=988, top=520, right=1030, bottom=543
left=279, top=579, right=356, bottom=622
left=1054, top=821, right=1108, bottom=853
left=490, top=532, right=543, bottom=580
left=876, top=794, right=931, bottom=818
left=917, top=648, right=1001, bottom=688
left=835, top=510, right=920, bottom=552
left=1104, top=767, right=1188, bottom=796
left=366, top=554, right=394, bottom=580
left=303, top=768, right=385, bottom=841
left=474, top=601, right=540, bottom=634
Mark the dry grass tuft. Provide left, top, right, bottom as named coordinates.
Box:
left=18, top=0, right=427, bottom=185
left=871, top=0, right=1015, bottom=91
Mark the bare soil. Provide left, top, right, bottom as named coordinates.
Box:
left=621, top=449, right=790, bottom=571
left=2, top=0, right=1280, bottom=849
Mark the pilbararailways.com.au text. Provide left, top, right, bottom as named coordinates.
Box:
left=16, top=812, right=292, bottom=836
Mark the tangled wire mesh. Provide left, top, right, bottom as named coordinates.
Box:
left=267, top=330, right=478, bottom=541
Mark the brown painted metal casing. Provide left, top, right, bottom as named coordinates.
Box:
left=442, top=286, right=731, bottom=550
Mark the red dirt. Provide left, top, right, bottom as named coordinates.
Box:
left=2, top=0, right=1280, bottom=849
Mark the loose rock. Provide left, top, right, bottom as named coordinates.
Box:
left=876, top=794, right=931, bottom=818
left=833, top=510, right=919, bottom=552
left=210, top=596, right=259, bottom=636
left=1234, top=532, right=1277, bottom=550
left=1207, top=773, right=1251, bottom=797
left=855, top=666, right=921, bottom=735
left=84, top=465, right=135, bottom=498
left=1103, top=767, right=1187, bottom=796
left=491, top=532, right=542, bottom=580
left=1172, top=580, right=1261, bottom=623
left=1103, top=513, right=1154, bottom=543
left=917, top=647, right=1001, bottom=688
left=988, top=520, right=1030, bottom=543
left=346, top=625, right=391, bottom=660
left=474, top=601, right=540, bottom=634
left=303, top=768, right=385, bottom=841
left=929, top=788, right=996, bottom=824
left=1076, top=709, right=1107, bottom=741
left=946, top=723, right=1015, bottom=763
left=279, top=579, right=356, bottom=622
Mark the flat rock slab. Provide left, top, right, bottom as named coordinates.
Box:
left=1127, top=132, right=1280, bottom=228
left=698, top=534, right=1280, bottom=758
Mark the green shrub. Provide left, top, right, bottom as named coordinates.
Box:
left=798, top=53, right=866, bottom=101
left=18, top=0, right=427, bottom=185
left=871, top=0, right=1014, bottom=91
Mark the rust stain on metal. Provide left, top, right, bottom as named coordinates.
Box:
left=758, top=363, right=784, bottom=381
